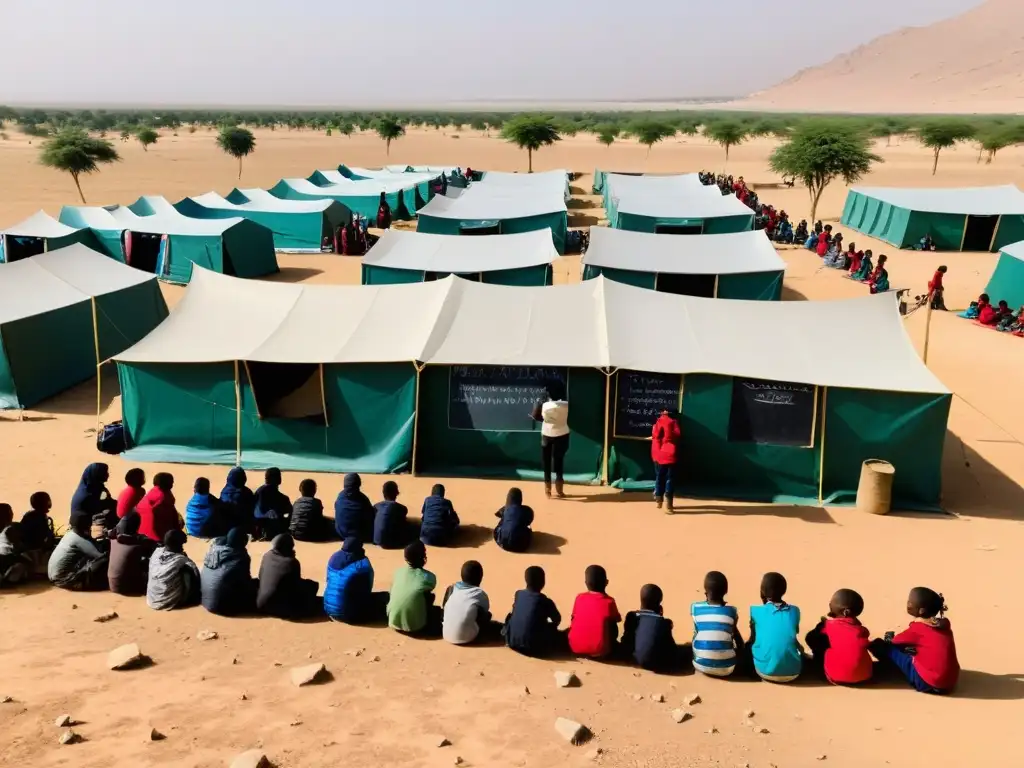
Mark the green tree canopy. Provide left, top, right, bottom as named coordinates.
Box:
left=975, top=124, right=1024, bottom=164
left=135, top=127, right=159, bottom=152
left=500, top=115, right=561, bottom=172
left=703, top=120, right=748, bottom=162
left=628, top=120, right=676, bottom=156
left=470, top=117, right=487, bottom=133
left=217, top=126, right=256, bottom=180
left=917, top=120, right=976, bottom=175
left=594, top=123, right=620, bottom=148
left=39, top=127, right=120, bottom=203
left=373, top=116, right=405, bottom=156
left=769, top=122, right=882, bottom=224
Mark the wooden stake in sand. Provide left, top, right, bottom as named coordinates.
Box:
left=234, top=360, right=242, bottom=465
left=411, top=362, right=424, bottom=476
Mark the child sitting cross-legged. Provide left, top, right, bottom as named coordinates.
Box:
left=805, top=588, right=873, bottom=685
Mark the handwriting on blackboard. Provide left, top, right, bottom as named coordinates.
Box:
left=615, top=371, right=681, bottom=438
left=729, top=377, right=816, bottom=446
left=448, top=366, right=567, bottom=432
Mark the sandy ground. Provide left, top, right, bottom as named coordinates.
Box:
left=1, top=127, right=1024, bottom=768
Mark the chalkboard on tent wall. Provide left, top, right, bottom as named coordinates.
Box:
left=727, top=377, right=817, bottom=447
left=448, top=365, right=569, bottom=432
left=613, top=370, right=684, bottom=439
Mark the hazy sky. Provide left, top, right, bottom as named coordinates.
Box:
left=0, top=0, right=983, bottom=107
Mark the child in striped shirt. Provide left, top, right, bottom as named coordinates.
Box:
left=691, top=571, right=744, bottom=677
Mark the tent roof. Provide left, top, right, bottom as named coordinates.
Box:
left=1000, top=239, right=1024, bottom=261
left=115, top=270, right=947, bottom=395
left=604, top=173, right=706, bottom=197
left=192, top=190, right=336, bottom=214
left=386, top=164, right=458, bottom=174
left=612, top=182, right=754, bottom=219
left=850, top=185, right=1024, bottom=216
left=1, top=210, right=82, bottom=238
left=278, top=177, right=417, bottom=200
left=60, top=204, right=245, bottom=235
left=363, top=228, right=558, bottom=272
left=0, top=244, right=158, bottom=325
left=309, top=171, right=435, bottom=193
left=335, top=167, right=438, bottom=183
left=583, top=228, right=787, bottom=275
left=416, top=175, right=568, bottom=221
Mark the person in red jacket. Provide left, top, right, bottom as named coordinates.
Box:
left=805, top=589, right=873, bottom=685
left=115, top=468, right=146, bottom=519
left=869, top=586, right=959, bottom=694
left=979, top=299, right=1009, bottom=326
left=651, top=409, right=680, bottom=512
left=928, top=265, right=948, bottom=310
left=816, top=225, right=833, bottom=257
left=136, top=473, right=182, bottom=543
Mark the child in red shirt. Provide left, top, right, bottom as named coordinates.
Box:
left=567, top=565, right=621, bottom=659
left=805, top=589, right=872, bottom=685
left=869, top=587, right=959, bottom=694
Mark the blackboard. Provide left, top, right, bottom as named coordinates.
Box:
left=613, top=370, right=683, bottom=439
left=727, top=377, right=817, bottom=447
left=448, top=365, right=568, bottom=432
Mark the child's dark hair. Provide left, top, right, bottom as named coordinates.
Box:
left=404, top=540, right=427, bottom=569
left=461, top=560, right=484, bottom=587
left=909, top=587, right=947, bottom=619
left=0, top=503, right=13, bottom=527
left=703, top=571, right=728, bottom=602
left=830, top=588, right=864, bottom=618
left=265, top=467, right=282, bottom=485
left=584, top=564, right=608, bottom=593
left=299, top=478, right=317, bottom=497
left=153, top=472, right=174, bottom=491
left=640, top=583, right=663, bottom=611
left=194, top=477, right=210, bottom=494
left=431, top=483, right=445, bottom=497
left=382, top=481, right=399, bottom=500
left=524, top=565, right=545, bottom=592
left=761, top=572, right=788, bottom=603
left=125, top=467, right=146, bottom=487
left=29, top=491, right=51, bottom=511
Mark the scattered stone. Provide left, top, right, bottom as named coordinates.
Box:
left=368, top=655, right=381, bottom=663
left=289, top=719, right=302, bottom=727
left=631, top=672, right=641, bottom=677
left=649, top=693, right=665, bottom=703
left=705, top=726, right=719, bottom=735
left=58, top=729, right=81, bottom=745
left=232, top=657, right=240, bottom=665
left=71, top=604, right=78, bottom=610
left=671, top=709, right=693, bottom=724
left=345, top=648, right=364, bottom=657
left=585, top=747, right=604, bottom=760
left=433, top=735, right=452, bottom=748
left=554, top=717, right=591, bottom=746
left=108, top=643, right=147, bottom=671
left=554, top=671, right=580, bottom=688
left=240, top=693, right=248, bottom=701
left=631, top=694, right=644, bottom=702
left=478, top=670, right=485, bottom=677
left=743, top=708, right=755, bottom=718
left=683, top=693, right=702, bottom=706
left=816, top=755, right=828, bottom=761
left=454, top=757, right=464, bottom=766
left=196, top=630, right=218, bottom=641
left=1, top=696, right=13, bottom=703
left=273, top=661, right=282, bottom=667
left=149, top=728, right=166, bottom=741
left=306, top=652, right=313, bottom=659
left=66, top=629, right=75, bottom=634
left=55, top=714, right=74, bottom=727
left=522, top=686, right=531, bottom=695
left=229, top=749, right=271, bottom=768
left=94, top=611, right=118, bottom=623
left=754, top=725, right=770, bottom=735
left=290, top=663, right=329, bottom=687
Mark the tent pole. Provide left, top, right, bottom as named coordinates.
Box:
left=411, top=362, right=424, bottom=476
left=959, top=215, right=968, bottom=252
left=922, top=294, right=935, bottom=364
left=989, top=216, right=1001, bottom=252
left=319, top=364, right=330, bottom=427
left=234, top=360, right=242, bottom=466
left=713, top=274, right=719, bottom=298
left=817, top=386, right=828, bottom=505
left=90, top=298, right=102, bottom=429
left=601, top=369, right=613, bottom=485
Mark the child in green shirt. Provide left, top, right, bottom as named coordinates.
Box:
left=387, top=541, right=438, bottom=635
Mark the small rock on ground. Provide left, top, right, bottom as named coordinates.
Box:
left=290, top=663, right=329, bottom=687
left=671, top=709, right=693, bottom=724
left=230, top=749, right=271, bottom=768
left=743, top=708, right=755, bottom=718
left=149, top=728, right=166, bottom=741
left=754, top=725, right=770, bottom=734
left=454, top=758, right=464, bottom=766
left=93, top=611, right=118, bottom=623
left=55, top=714, right=74, bottom=727
left=433, top=735, right=451, bottom=748
left=554, top=671, right=580, bottom=688
left=58, top=729, right=81, bottom=745
left=649, top=693, right=665, bottom=703
left=705, top=726, right=719, bottom=734
left=1, top=696, right=13, bottom=703
left=554, top=717, right=591, bottom=746
left=683, top=693, right=702, bottom=705
left=816, top=755, right=828, bottom=761
left=631, top=694, right=644, bottom=702
left=108, top=643, right=147, bottom=671
left=585, top=747, right=604, bottom=760
left=196, top=630, right=219, bottom=641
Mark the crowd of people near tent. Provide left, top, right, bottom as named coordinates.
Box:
left=804, top=222, right=892, bottom=294
left=0, top=460, right=960, bottom=693
left=698, top=172, right=796, bottom=244
left=959, top=294, right=1024, bottom=335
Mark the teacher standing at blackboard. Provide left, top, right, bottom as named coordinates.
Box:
left=651, top=409, right=680, bottom=513
left=531, top=384, right=570, bottom=499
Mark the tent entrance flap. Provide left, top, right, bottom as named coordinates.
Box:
left=459, top=221, right=501, bottom=236
left=2, top=236, right=45, bottom=262
left=246, top=361, right=327, bottom=423
left=656, top=273, right=716, bottom=298
left=655, top=223, right=703, bottom=235
left=126, top=232, right=164, bottom=274
left=962, top=215, right=999, bottom=252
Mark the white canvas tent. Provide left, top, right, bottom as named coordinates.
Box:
left=361, top=229, right=558, bottom=286
left=0, top=211, right=98, bottom=263
left=847, top=185, right=1024, bottom=215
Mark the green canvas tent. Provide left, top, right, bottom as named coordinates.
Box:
left=1, top=211, right=101, bottom=263
left=58, top=202, right=278, bottom=284
left=416, top=171, right=569, bottom=253
left=841, top=185, right=1024, bottom=252
left=983, top=240, right=1024, bottom=307
left=582, top=228, right=785, bottom=300
left=592, top=169, right=686, bottom=195
left=361, top=228, right=557, bottom=286
left=174, top=189, right=350, bottom=252
left=283, top=171, right=430, bottom=220
left=605, top=174, right=754, bottom=234
left=0, top=244, right=168, bottom=410
left=114, top=273, right=949, bottom=510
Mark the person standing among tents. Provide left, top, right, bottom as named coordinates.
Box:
left=531, top=382, right=570, bottom=498
left=928, top=266, right=948, bottom=311
left=651, top=409, right=681, bottom=513
left=376, top=192, right=393, bottom=230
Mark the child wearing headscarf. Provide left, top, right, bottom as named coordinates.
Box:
left=334, top=473, right=374, bottom=541
left=219, top=467, right=255, bottom=532
left=253, top=467, right=291, bottom=541
left=201, top=528, right=258, bottom=616
left=376, top=191, right=392, bottom=230
left=373, top=481, right=412, bottom=549
left=493, top=487, right=534, bottom=553
left=256, top=533, right=320, bottom=618
left=71, top=462, right=117, bottom=538
left=419, top=484, right=460, bottom=546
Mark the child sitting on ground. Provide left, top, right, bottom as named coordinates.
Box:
left=691, top=570, right=743, bottom=677
left=958, top=293, right=989, bottom=320
left=374, top=481, right=412, bottom=550
left=20, top=492, right=56, bottom=576
left=869, top=587, right=959, bottom=694
left=622, top=583, right=683, bottom=673
left=386, top=541, right=439, bottom=636
left=504, top=566, right=563, bottom=658
left=290, top=479, right=332, bottom=542
left=567, top=564, right=621, bottom=659
left=749, top=572, right=803, bottom=683
left=805, top=588, right=872, bottom=685
left=419, top=484, right=461, bottom=546
left=0, top=505, right=30, bottom=587
left=442, top=560, right=497, bottom=645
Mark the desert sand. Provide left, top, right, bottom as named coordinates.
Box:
left=736, top=0, right=1024, bottom=114
left=1, top=126, right=1023, bottom=768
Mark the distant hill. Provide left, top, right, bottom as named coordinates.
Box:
left=737, top=0, right=1024, bottom=114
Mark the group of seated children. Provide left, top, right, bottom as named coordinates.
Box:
left=959, top=294, right=1024, bottom=335
left=808, top=225, right=890, bottom=293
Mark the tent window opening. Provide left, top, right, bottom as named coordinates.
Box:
left=3, top=236, right=45, bottom=262
left=460, top=222, right=500, bottom=236
left=657, top=272, right=716, bottom=298
left=655, top=224, right=703, bottom=235
left=221, top=245, right=237, bottom=276
left=246, top=362, right=327, bottom=424
left=126, top=232, right=164, bottom=274
left=962, top=215, right=999, bottom=251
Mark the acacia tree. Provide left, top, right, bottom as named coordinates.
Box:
left=374, top=116, right=405, bottom=156
left=917, top=120, right=976, bottom=175
left=703, top=120, right=748, bottom=162
left=629, top=120, right=676, bottom=157
left=501, top=115, right=560, bottom=172
left=217, top=126, right=256, bottom=180
left=136, top=127, right=158, bottom=152
left=39, top=127, right=120, bottom=203
left=975, top=125, right=1024, bottom=164
left=594, top=123, right=620, bottom=148
left=769, top=122, right=882, bottom=225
